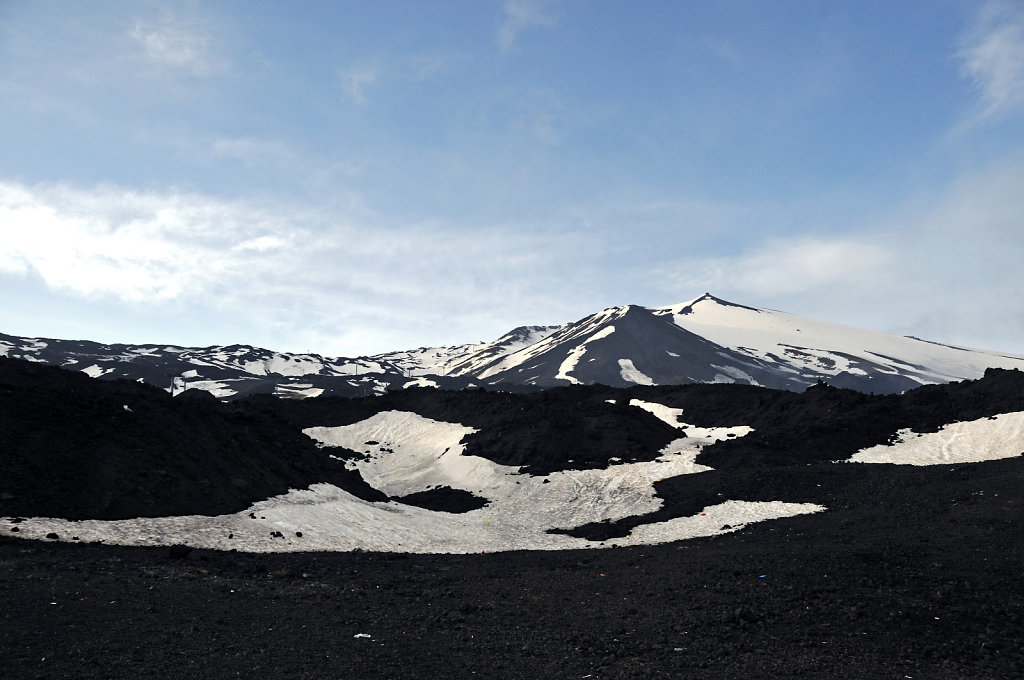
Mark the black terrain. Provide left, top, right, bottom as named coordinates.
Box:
left=2, top=357, right=1023, bottom=678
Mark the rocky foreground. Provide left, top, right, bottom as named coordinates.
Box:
left=2, top=358, right=1023, bottom=677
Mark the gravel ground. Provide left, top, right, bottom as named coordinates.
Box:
left=3, top=359, right=1024, bottom=678
left=3, top=487, right=1022, bottom=680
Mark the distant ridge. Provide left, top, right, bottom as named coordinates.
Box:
left=3, top=293, right=1023, bottom=398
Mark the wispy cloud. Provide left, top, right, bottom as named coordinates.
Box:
left=509, top=90, right=564, bottom=145
left=129, top=8, right=224, bottom=76
left=498, top=0, right=559, bottom=51
left=958, top=0, right=1024, bottom=123
left=212, top=137, right=295, bottom=166
left=337, top=53, right=458, bottom=106
left=339, top=65, right=378, bottom=105
left=646, top=155, right=1024, bottom=352
left=655, top=237, right=894, bottom=299
left=0, top=180, right=597, bottom=354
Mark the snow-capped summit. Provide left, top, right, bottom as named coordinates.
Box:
left=3, top=294, right=1023, bottom=398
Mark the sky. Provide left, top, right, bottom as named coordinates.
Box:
left=2, top=0, right=1024, bottom=357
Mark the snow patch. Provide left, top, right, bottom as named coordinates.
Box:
left=81, top=364, right=113, bottom=378
left=844, top=412, right=1024, bottom=465
left=618, top=359, right=654, bottom=385
left=628, top=399, right=754, bottom=441
left=274, top=383, right=324, bottom=399
left=403, top=377, right=440, bottom=389
left=175, top=380, right=236, bottom=399
left=711, top=364, right=759, bottom=385
left=555, top=326, right=615, bottom=384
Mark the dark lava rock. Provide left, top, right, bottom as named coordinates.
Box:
left=393, top=486, right=490, bottom=513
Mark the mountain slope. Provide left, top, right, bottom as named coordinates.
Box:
left=3, top=293, right=1023, bottom=397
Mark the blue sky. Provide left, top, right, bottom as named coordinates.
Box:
left=3, top=0, right=1024, bottom=356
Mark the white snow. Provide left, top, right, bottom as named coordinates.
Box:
left=555, top=326, right=616, bottom=384
left=175, top=380, right=237, bottom=399
left=478, top=308, right=626, bottom=380
left=618, top=359, right=654, bottom=385
left=274, top=383, right=325, bottom=399
left=3, top=409, right=821, bottom=553
left=844, top=411, right=1024, bottom=465
left=264, top=354, right=326, bottom=376
left=628, top=399, right=754, bottom=440
left=421, top=326, right=563, bottom=378
left=711, top=364, right=759, bottom=384
left=402, top=377, right=440, bottom=389
left=241, top=361, right=269, bottom=376
left=80, top=364, right=113, bottom=378
left=653, top=294, right=1024, bottom=385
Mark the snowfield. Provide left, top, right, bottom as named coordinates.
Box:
left=656, top=294, right=1024, bottom=386
left=845, top=411, right=1024, bottom=465
left=5, top=382, right=1023, bottom=555
left=4, top=407, right=823, bottom=553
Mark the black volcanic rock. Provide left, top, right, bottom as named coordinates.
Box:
left=0, top=357, right=383, bottom=520
left=3, top=359, right=1024, bottom=677
left=393, top=486, right=489, bottom=513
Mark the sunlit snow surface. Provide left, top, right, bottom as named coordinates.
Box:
left=628, top=399, right=754, bottom=441
left=554, top=326, right=616, bottom=384
left=80, top=364, right=113, bottom=378
left=844, top=412, right=1024, bottom=465
left=4, top=407, right=823, bottom=554
left=655, top=294, right=1024, bottom=385
left=618, top=359, right=654, bottom=385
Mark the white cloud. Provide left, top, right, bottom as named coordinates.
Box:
left=498, top=0, right=559, bottom=51
left=646, top=155, right=1024, bottom=353
left=234, top=235, right=288, bottom=253
left=0, top=180, right=598, bottom=355
left=0, top=182, right=269, bottom=302
left=657, top=237, right=894, bottom=298
left=129, top=9, right=224, bottom=76
left=958, top=0, right=1024, bottom=123
left=339, top=65, right=378, bottom=104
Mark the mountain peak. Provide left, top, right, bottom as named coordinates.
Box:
left=655, top=292, right=760, bottom=316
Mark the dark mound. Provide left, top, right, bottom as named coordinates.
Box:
left=0, top=357, right=384, bottom=520
left=393, top=486, right=489, bottom=513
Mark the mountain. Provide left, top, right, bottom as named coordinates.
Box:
left=3, top=293, right=1023, bottom=397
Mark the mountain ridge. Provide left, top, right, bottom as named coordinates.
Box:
left=3, top=293, right=1023, bottom=398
